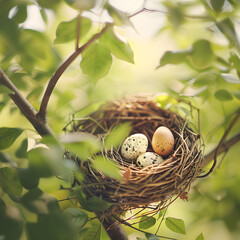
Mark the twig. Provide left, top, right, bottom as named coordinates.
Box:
left=155, top=205, right=169, bottom=235
left=129, top=7, right=211, bottom=20
left=76, top=12, right=82, bottom=50
left=199, top=112, right=240, bottom=177
left=0, top=69, right=55, bottom=137
left=114, top=216, right=177, bottom=240
left=38, top=23, right=113, bottom=121
left=201, top=132, right=240, bottom=167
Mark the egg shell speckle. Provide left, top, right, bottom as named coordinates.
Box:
left=136, top=152, right=163, bottom=167
left=152, top=126, right=175, bottom=157
left=121, top=133, right=148, bottom=160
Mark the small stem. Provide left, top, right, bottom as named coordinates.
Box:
left=114, top=216, right=177, bottom=240
left=155, top=206, right=169, bottom=235
left=129, top=7, right=211, bottom=20
left=200, top=112, right=240, bottom=177
left=76, top=12, right=82, bottom=50
left=38, top=23, right=112, bottom=121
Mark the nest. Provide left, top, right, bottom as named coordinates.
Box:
left=68, top=96, right=204, bottom=219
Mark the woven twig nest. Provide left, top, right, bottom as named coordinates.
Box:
left=70, top=96, right=203, bottom=218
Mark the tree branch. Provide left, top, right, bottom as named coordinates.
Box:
left=99, top=216, right=128, bottom=240
left=0, top=69, right=54, bottom=136
left=200, top=111, right=240, bottom=177
left=38, top=23, right=112, bottom=121
left=202, top=132, right=240, bottom=167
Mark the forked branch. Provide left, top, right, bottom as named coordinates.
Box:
left=0, top=69, right=54, bottom=136
left=37, top=23, right=112, bottom=121
left=200, top=112, right=240, bottom=177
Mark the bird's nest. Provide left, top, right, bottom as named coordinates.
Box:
left=66, top=96, right=204, bottom=219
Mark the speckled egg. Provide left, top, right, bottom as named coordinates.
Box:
left=136, top=152, right=163, bottom=167
left=152, top=126, right=175, bottom=157
left=121, top=133, right=148, bottom=160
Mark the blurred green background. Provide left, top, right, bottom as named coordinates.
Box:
left=1, top=0, right=240, bottom=239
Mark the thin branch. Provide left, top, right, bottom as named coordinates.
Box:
left=76, top=12, right=82, bottom=50
left=97, top=215, right=128, bottom=240
left=0, top=69, right=55, bottom=137
left=201, top=132, right=240, bottom=168
left=129, top=7, right=211, bottom=20
left=114, top=216, right=177, bottom=240
left=200, top=112, right=240, bottom=177
left=38, top=23, right=112, bottom=121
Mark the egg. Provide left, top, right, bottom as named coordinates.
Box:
left=136, top=152, right=163, bottom=167
left=121, top=133, right=148, bottom=160
left=152, top=126, right=174, bottom=156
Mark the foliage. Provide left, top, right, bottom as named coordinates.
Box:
left=0, top=0, right=240, bottom=240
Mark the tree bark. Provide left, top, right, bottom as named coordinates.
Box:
left=98, top=215, right=128, bottom=240
left=0, top=69, right=54, bottom=136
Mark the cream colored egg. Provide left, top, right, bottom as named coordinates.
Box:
left=121, top=133, right=148, bottom=160
left=152, top=126, right=174, bottom=157
left=136, top=152, right=163, bottom=167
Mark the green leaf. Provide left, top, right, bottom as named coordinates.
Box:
left=0, top=152, right=17, bottom=166
left=190, top=39, right=215, bottom=69
left=157, top=51, right=189, bottom=68
left=0, top=167, right=23, bottom=196
left=215, top=89, right=233, bottom=101
left=62, top=132, right=101, bottom=161
left=80, top=42, right=113, bottom=83
left=155, top=94, right=178, bottom=108
left=18, top=168, right=39, bottom=189
left=40, top=7, right=48, bottom=23
left=0, top=102, right=5, bottom=112
left=164, top=2, right=184, bottom=28
left=0, top=127, right=23, bottom=150
left=104, top=122, right=131, bottom=149
left=221, top=73, right=240, bottom=84
left=139, top=216, right=156, bottom=229
left=196, top=233, right=205, bottom=240
left=21, top=188, right=60, bottom=214
left=145, top=233, right=159, bottom=240
left=0, top=204, right=24, bottom=240
left=64, top=208, right=88, bottom=230
left=11, top=5, right=28, bottom=23
left=193, top=71, right=219, bottom=87
left=157, top=210, right=164, bottom=219
left=54, top=17, right=92, bottom=44
left=216, top=18, right=240, bottom=50
left=79, top=221, right=101, bottom=240
left=64, top=0, right=96, bottom=11
left=27, top=148, right=54, bottom=178
left=105, top=3, right=134, bottom=27
left=76, top=189, right=112, bottom=212
left=210, top=0, right=225, bottom=12
left=100, top=28, right=134, bottom=63
left=28, top=145, right=66, bottom=179
left=137, top=238, right=147, bottom=240
left=26, top=213, right=77, bottom=240
left=0, top=85, right=13, bottom=94
left=15, top=138, right=28, bottom=158
left=165, top=217, right=186, bottom=235
left=229, top=52, right=240, bottom=71
left=37, top=0, right=62, bottom=9
left=233, top=91, right=240, bottom=100
left=20, top=29, right=60, bottom=73
left=92, top=155, right=122, bottom=181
